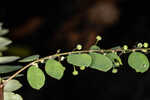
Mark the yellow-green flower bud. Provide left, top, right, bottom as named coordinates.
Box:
left=143, top=42, right=149, bottom=48
left=80, top=66, right=85, bottom=70
left=112, top=69, right=118, bottom=74
left=96, top=35, right=102, bottom=41
left=137, top=43, right=143, bottom=48
left=72, top=70, right=79, bottom=76
left=76, top=44, right=82, bottom=50
left=123, top=45, right=128, bottom=50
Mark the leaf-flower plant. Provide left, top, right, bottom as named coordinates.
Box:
left=0, top=22, right=150, bottom=100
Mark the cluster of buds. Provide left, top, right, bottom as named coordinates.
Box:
left=137, top=42, right=149, bottom=48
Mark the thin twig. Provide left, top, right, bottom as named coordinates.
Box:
left=3, top=48, right=150, bottom=85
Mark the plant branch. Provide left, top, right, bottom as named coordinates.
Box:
left=3, top=48, right=150, bottom=84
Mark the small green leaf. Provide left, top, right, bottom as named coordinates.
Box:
left=106, top=53, right=123, bottom=65
left=90, top=45, right=100, bottom=50
left=67, top=54, right=92, bottom=67
left=4, top=92, right=23, bottom=100
left=89, top=53, right=113, bottom=72
left=45, top=59, right=65, bottom=80
left=27, top=66, right=45, bottom=90
left=0, top=77, right=2, bottom=83
left=128, top=52, right=149, bottom=73
left=0, top=65, right=22, bottom=74
left=0, top=29, right=9, bottom=36
left=0, top=56, right=20, bottom=64
left=0, top=52, right=2, bottom=56
left=4, top=79, right=22, bottom=92
left=0, top=46, right=8, bottom=51
left=19, top=55, right=40, bottom=62
left=0, top=37, right=12, bottom=48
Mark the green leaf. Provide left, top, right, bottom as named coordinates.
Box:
left=0, top=56, right=20, bottom=64
left=0, top=46, right=8, bottom=51
left=4, top=79, right=22, bottom=92
left=27, top=66, right=45, bottom=90
left=0, top=65, right=22, bottom=74
left=18, top=55, right=40, bottom=62
left=0, top=29, right=9, bottom=36
left=0, top=78, right=2, bottom=83
left=89, top=53, right=113, bottom=72
left=4, top=92, right=23, bottom=100
left=90, top=45, right=100, bottom=50
left=128, top=52, right=149, bottom=73
left=45, top=59, right=65, bottom=80
left=67, top=54, right=92, bottom=67
left=0, top=52, right=2, bottom=56
left=0, top=37, right=12, bottom=48
left=106, top=53, right=123, bottom=65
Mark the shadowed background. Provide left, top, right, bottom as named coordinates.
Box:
left=1, top=0, right=150, bottom=100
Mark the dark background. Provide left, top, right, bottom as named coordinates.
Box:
left=1, top=0, right=150, bottom=100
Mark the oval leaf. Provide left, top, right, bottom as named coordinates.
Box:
left=0, top=46, right=8, bottom=51
left=0, top=29, right=9, bottom=36
left=106, top=53, right=123, bottom=65
left=90, top=45, right=100, bottom=50
left=0, top=37, right=12, bottom=48
left=4, top=79, right=22, bottom=92
left=89, top=53, right=113, bottom=72
left=4, top=92, right=23, bottom=100
left=0, top=56, right=20, bottom=64
left=19, top=55, right=40, bottom=62
left=0, top=52, right=2, bottom=56
left=67, top=54, right=92, bottom=67
left=27, top=66, right=45, bottom=90
left=128, top=52, right=149, bottom=73
left=45, top=59, right=65, bottom=80
left=0, top=65, right=22, bottom=74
